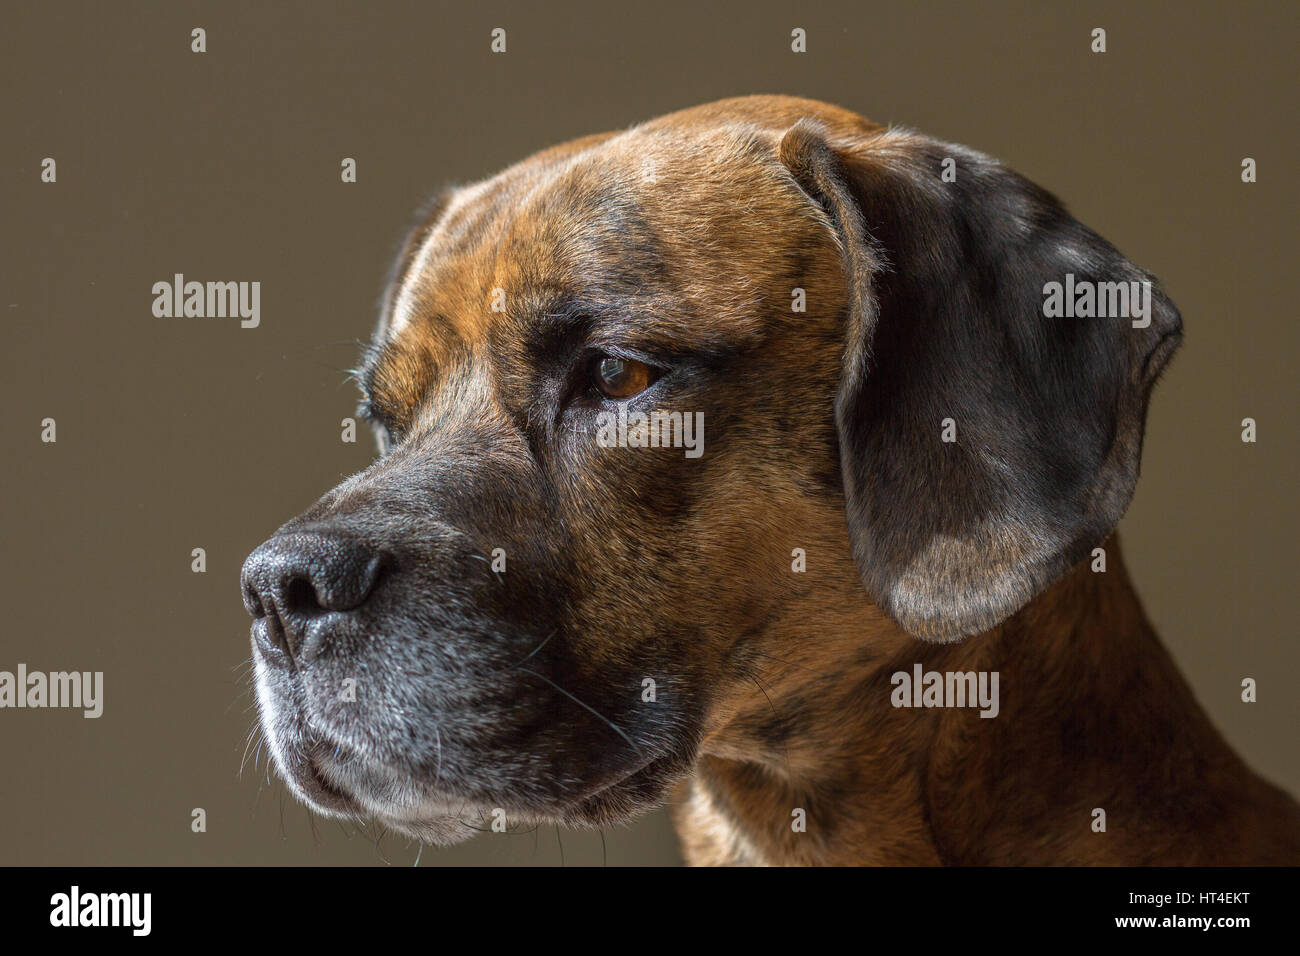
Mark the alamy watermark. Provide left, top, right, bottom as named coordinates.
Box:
left=50, top=886, right=150, bottom=936
left=151, top=273, right=260, bottom=328
left=890, top=664, right=999, bottom=718
left=1042, top=273, right=1152, bottom=328
left=0, top=664, right=103, bottom=718
left=595, top=407, right=704, bottom=458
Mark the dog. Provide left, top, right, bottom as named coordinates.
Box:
left=241, top=95, right=1300, bottom=864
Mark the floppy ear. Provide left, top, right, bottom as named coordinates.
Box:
left=779, top=120, right=1182, bottom=642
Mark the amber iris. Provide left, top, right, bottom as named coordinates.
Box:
left=592, top=355, right=655, bottom=399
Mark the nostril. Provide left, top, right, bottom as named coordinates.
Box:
left=243, top=531, right=388, bottom=663
left=284, top=575, right=324, bottom=617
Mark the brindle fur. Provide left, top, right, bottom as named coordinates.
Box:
left=246, top=96, right=1300, bottom=864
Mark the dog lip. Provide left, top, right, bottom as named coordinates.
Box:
left=249, top=618, right=293, bottom=668
left=326, top=748, right=671, bottom=825
left=562, top=750, right=679, bottom=811
left=281, top=747, right=362, bottom=815
left=272, top=707, right=682, bottom=829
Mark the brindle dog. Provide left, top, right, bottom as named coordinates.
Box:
left=241, top=95, right=1300, bottom=864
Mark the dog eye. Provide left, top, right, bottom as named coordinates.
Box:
left=590, top=354, right=657, bottom=399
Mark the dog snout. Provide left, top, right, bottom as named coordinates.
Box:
left=241, top=531, right=386, bottom=662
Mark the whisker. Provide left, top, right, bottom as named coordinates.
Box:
left=239, top=725, right=262, bottom=778
left=506, top=630, right=557, bottom=671
left=748, top=672, right=794, bottom=779
left=750, top=650, right=824, bottom=675
left=518, top=667, right=643, bottom=756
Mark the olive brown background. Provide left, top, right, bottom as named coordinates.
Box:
left=1, top=0, right=1295, bottom=865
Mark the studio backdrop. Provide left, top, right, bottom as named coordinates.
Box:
left=1, top=0, right=1295, bottom=865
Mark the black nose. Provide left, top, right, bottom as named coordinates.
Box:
left=241, top=532, right=385, bottom=662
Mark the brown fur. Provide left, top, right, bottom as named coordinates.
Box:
left=341, top=96, right=1300, bottom=864
left=675, top=534, right=1300, bottom=864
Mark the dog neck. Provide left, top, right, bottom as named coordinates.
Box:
left=677, top=533, right=1292, bottom=865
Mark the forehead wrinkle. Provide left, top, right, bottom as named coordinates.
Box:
left=499, top=167, right=674, bottom=322
left=404, top=347, right=524, bottom=460
left=389, top=119, right=815, bottom=373
left=489, top=157, right=604, bottom=295
left=395, top=157, right=590, bottom=347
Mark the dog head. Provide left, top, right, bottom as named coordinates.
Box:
left=241, top=95, right=1180, bottom=843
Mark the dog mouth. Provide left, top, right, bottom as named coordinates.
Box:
left=297, top=742, right=678, bottom=845
left=261, top=698, right=683, bottom=845
left=250, top=623, right=691, bottom=844
left=268, top=730, right=488, bottom=843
